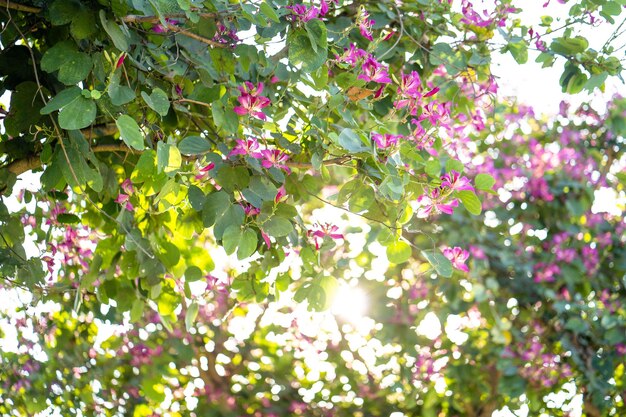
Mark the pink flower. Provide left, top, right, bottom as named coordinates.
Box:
left=441, top=171, right=474, bottom=192
left=115, top=53, right=126, bottom=69
left=372, top=133, right=401, bottom=149
left=308, top=223, right=344, bottom=249
left=358, top=9, right=375, bottom=41
left=287, top=1, right=331, bottom=22
left=418, top=100, right=451, bottom=127
left=241, top=202, right=260, bottom=217
left=152, top=18, right=180, bottom=33
left=460, top=1, right=493, bottom=27
left=337, top=44, right=369, bottom=66
left=275, top=185, right=288, bottom=203
left=358, top=57, right=392, bottom=84
left=228, top=138, right=262, bottom=158
left=213, top=22, right=239, bottom=46
left=534, top=263, right=560, bottom=283
left=195, top=162, right=215, bottom=181
left=443, top=246, right=470, bottom=272
left=233, top=82, right=271, bottom=120
left=259, top=149, right=291, bottom=172
left=120, top=179, right=134, bottom=194
left=416, top=188, right=459, bottom=218
left=397, top=71, right=422, bottom=98
left=115, top=194, right=134, bottom=211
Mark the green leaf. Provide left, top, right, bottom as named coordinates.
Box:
left=178, top=136, right=212, bottom=155
left=157, top=142, right=182, bottom=174
left=348, top=186, right=375, bottom=212
left=41, top=87, right=82, bottom=115
left=41, top=42, right=75, bottom=72
left=458, top=190, right=482, bottom=215
left=425, top=159, right=441, bottom=177
left=57, top=213, right=80, bottom=224
left=232, top=273, right=269, bottom=302
left=49, top=0, right=80, bottom=25
left=264, top=216, right=293, bottom=237
left=288, top=24, right=327, bottom=72
left=130, top=299, right=144, bottom=322
left=203, top=191, right=230, bottom=227
left=294, top=276, right=337, bottom=311
left=58, top=95, right=96, bottom=130
left=507, top=42, right=528, bottom=65
left=116, top=115, right=144, bottom=150
left=185, top=266, right=203, bottom=282
left=108, top=71, right=135, bottom=105
left=551, top=36, right=589, bottom=56
left=212, top=101, right=239, bottom=134
left=387, top=240, right=412, bottom=264
left=70, top=9, right=97, bottom=39
left=445, top=159, right=464, bottom=173
left=57, top=53, right=92, bottom=85
left=99, top=10, right=129, bottom=51
left=141, top=88, right=170, bottom=116
left=5, top=82, right=43, bottom=136
left=222, top=225, right=242, bottom=255
left=421, top=250, right=453, bottom=278
left=475, top=173, right=495, bottom=191
left=214, top=205, right=245, bottom=240
left=338, top=128, right=368, bottom=153
left=260, top=1, right=280, bottom=23
left=185, top=302, right=199, bottom=332
left=237, top=229, right=258, bottom=260
left=242, top=176, right=277, bottom=208
left=188, top=185, right=206, bottom=211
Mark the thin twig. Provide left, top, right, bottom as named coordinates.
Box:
left=379, top=0, right=404, bottom=60
left=0, top=0, right=41, bottom=13
left=167, top=24, right=227, bottom=48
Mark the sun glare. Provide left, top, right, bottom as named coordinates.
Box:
left=331, top=284, right=368, bottom=324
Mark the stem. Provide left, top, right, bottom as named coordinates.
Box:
left=0, top=0, right=41, bottom=13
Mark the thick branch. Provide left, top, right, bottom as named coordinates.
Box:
left=0, top=0, right=41, bottom=13
left=4, top=143, right=140, bottom=176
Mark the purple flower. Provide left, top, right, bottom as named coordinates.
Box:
left=337, top=43, right=369, bottom=66
left=115, top=194, right=134, bottom=211
left=229, top=138, right=262, bottom=158
left=416, top=188, right=459, bottom=218
left=358, top=9, right=375, bottom=41
left=372, top=133, right=401, bottom=149
left=443, top=246, right=470, bottom=272
left=308, top=223, right=344, bottom=250
left=441, top=171, right=474, bottom=192
left=152, top=18, right=180, bottom=33
left=233, top=82, right=271, bottom=120
left=259, top=149, right=290, bottom=172
left=357, top=57, right=392, bottom=84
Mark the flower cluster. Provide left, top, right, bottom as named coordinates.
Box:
left=233, top=82, right=271, bottom=120
left=287, top=0, right=331, bottom=22
left=443, top=246, right=470, bottom=272
left=416, top=171, right=473, bottom=218
left=228, top=137, right=291, bottom=172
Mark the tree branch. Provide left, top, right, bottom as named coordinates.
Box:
left=167, top=24, right=227, bottom=48
left=0, top=0, right=41, bottom=13
left=121, top=13, right=217, bottom=24
left=4, top=143, right=141, bottom=176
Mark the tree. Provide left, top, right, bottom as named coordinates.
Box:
left=0, top=0, right=625, bottom=416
